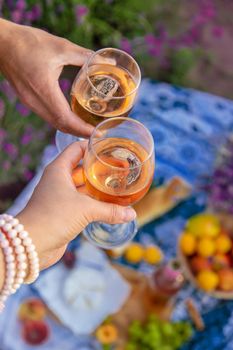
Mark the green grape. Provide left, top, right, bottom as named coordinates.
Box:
left=102, top=345, right=111, bottom=350
left=161, top=322, right=174, bottom=337
left=125, top=342, right=137, bottom=350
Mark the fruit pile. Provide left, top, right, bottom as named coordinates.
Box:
left=18, top=298, right=49, bottom=345
left=126, top=315, right=192, bottom=350
left=180, top=213, right=233, bottom=293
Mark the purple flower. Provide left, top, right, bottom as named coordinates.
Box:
left=24, top=170, right=33, bottom=181
left=21, top=154, right=31, bottom=166
left=120, top=38, right=132, bottom=54
left=16, top=102, right=30, bottom=117
left=21, top=133, right=32, bottom=145
left=16, top=0, right=26, bottom=10
left=3, top=142, right=18, bottom=159
left=0, top=80, right=16, bottom=103
left=0, top=98, right=5, bottom=119
left=59, top=79, right=71, bottom=94
left=212, top=26, right=224, bottom=38
left=11, top=9, right=23, bottom=23
left=25, top=10, right=34, bottom=22
left=2, top=160, right=11, bottom=171
left=145, top=34, right=162, bottom=57
left=75, top=5, right=89, bottom=24
left=202, top=4, right=215, bottom=19
left=145, top=34, right=157, bottom=46
left=31, top=4, right=42, bottom=21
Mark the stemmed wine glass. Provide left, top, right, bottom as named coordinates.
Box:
left=56, top=47, right=141, bottom=152
left=81, top=117, right=155, bottom=248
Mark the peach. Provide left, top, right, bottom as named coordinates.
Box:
left=18, top=298, right=46, bottom=322
left=212, top=254, right=230, bottom=271
left=218, top=269, right=233, bottom=292
left=190, top=256, right=211, bottom=274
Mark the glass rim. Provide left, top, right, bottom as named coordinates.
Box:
left=83, top=47, right=141, bottom=100
left=89, top=117, right=154, bottom=171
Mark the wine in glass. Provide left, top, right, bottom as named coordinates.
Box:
left=81, top=117, right=155, bottom=248
left=56, top=48, right=141, bottom=152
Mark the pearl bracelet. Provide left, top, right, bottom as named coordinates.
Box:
left=0, top=214, right=40, bottom=309
left=0, top=231, right=16, bottom=310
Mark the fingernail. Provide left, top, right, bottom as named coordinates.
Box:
left=123, top=208, right=137, bottom=222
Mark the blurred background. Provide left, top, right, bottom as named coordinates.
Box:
left=0, top=0, right=232, bottom=210
left=1, top=2, right=233, bottom=350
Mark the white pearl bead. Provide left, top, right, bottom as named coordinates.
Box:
left=18, top=270, right=26, bottom=278
left=1, top=290, right=10, bottom=296
left=29, top=251, right=37, bottom=259
left=6, top=262, right=15, bottom=270
left=5, top=255, right=14, bottom=263
left=3, top=246, right=13, bottom=255
left=5, top=280, right=13, bottom=289
left=8, top=229, right=17, bottom=238
left=19, top=230, right=28, bottom=239
left=11, top=218, right=19, bottom=226
left=0, top=295, right=7, bottom=302
left=2, top=214, right=9, bottom=220
left=5, top=277, right=14, bottom=285
left=17, top=254, right=27, bottom=262
left=15, top=245, right=25, bottom=254
left=15, top=277, right=23, bottom=284
left=23, top=237, right=32, bottom=246
left=0, top=219, right=5, bottom=226
left=1, top=240, right=9, bottom=248
left=12, top=237, right=21, bottom=246
left=12, top=283, right=20, bottom=290
left=14, top=224, right=24, bottom=232
left=3, top=223, right=12, bottom=231
left=18, top=262, right=27, bottom=270
left=27, top=245, right=36, bottom=253
left=8, top=270, right=16, bottom=278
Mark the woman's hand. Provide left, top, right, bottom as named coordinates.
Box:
left=17, top=142, right=136, bottom=270
left=0, top=19, right=94, bottom=137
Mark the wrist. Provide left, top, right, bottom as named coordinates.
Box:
left=16, top=208, right=49, bottom=271
left=0, top=248, right=5, bottom=291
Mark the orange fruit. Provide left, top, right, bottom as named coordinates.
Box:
left=197, top=270, right=219, bottom=292
left=180, top=233, right=196, bottom=256
left=144, top=245, right=163, bottom=264
left=216, top=234, right=232, bottom=254
left=197, top=238, right=216, bottom=257
left=96, top=324, right=118, bottom=344
left=124, top=243, right=144, bottom=264
left=186, top=213, right=220, bottom=238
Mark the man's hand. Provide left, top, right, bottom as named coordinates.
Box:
left=0, top=19, right=94, bottom=137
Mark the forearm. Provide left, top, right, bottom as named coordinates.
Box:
left=0, top=248, right=5, bottom=291
left=0, top=19, right=21, bottom=71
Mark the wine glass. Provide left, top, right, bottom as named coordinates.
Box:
left=56, top=47, right=141, bottom=152
left=82, top=117, right=155, bottom=248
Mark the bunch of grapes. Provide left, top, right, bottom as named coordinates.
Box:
left=126, top=315, right=192, bottom=350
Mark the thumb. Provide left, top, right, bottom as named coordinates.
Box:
left=85, top=197, right=137, bottom=224
left=54, top=141, right=87, bottom=171
left=63, top=42, right=93, bottom=66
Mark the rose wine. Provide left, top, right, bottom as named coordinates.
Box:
left=71, top=64, right=137, bottom=126
left=84, top=138, right=154, bottom=206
